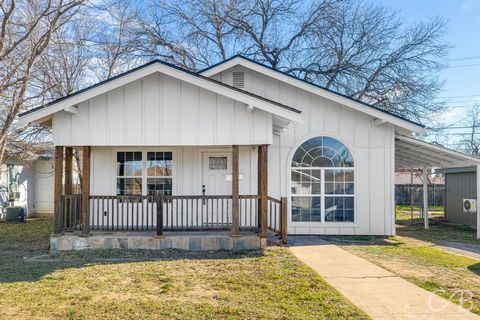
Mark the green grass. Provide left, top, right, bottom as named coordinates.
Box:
left=339, top=209, right=480, bottom=316
left=396, top=205, right=444, bottom=212
left=0, top=218, right=369, bottom=320
left=395, top=209, right=478, bottom=244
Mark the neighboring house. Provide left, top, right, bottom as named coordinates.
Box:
left=16, top=55, right=480, bottom=250
left=395, top=172, right=444, bottom=185
left=0, top=157, right=54, bottom=218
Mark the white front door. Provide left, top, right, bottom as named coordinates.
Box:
left=202, top=152, right=231, bottom=195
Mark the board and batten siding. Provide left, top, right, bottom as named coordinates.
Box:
left=52, top=72, right=272, bottom=146
left=90, top=145, right=258, bottom=197
left=34, top=160, right=54, bottom=215
left=213, top=65, right=396, bottom=235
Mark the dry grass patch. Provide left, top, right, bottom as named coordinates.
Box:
left=0, top=218, right=369, bottom=320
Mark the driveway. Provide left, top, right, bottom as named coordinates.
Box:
left=289, top=236, right=479, bottom=320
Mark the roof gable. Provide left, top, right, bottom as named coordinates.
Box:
left=199, top=55, right=425, bottom=134
left=18, top=59, right=303, bottom=127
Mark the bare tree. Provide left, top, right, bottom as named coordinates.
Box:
left=224, top=0, right=337, bottom=69
left=458, top=104, right=480, bottom=156
left=35, top=20, right=91, bottom=101
left=286, top=1, right=448, bottom=122
left=32, top=14, right=95, bottom=183
left=87, top=0, right=143, bottom=80
left=0, top=0, right=85, bottom=166
left=133, top=0, right=447, bottom=123
left=134, top=0, right=200, bottom=70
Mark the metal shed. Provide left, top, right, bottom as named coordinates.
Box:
left=436, top=166, right=477, bottom=228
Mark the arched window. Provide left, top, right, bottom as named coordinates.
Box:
left=290, top=137, right=354, bottom=223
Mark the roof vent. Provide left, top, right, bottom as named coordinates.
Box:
left=232, top=72, right=244, bottom=89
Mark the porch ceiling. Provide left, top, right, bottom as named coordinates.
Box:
left=395, top=134, right=480, bottom=171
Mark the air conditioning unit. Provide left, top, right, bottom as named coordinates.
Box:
left=8, top=191, right=20, bottom=202
left=463, top=199, right=477, bottom=213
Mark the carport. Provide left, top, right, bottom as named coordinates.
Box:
left=395, top=134, right=480, bottom=237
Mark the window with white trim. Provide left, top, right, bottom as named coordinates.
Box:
left=146, top=152, right=173, bottom=196
left=290, top=137, right=354, bottom=222
left=116, top=151, right=173, bottom=196
left=116, top=151, right=142, bottom=196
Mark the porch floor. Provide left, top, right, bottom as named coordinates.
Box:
left=51, top=231, right=265, bottom=253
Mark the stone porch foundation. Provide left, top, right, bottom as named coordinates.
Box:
left=50, top=231, right=266, bottom=253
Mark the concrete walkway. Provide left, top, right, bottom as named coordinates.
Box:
left=289, top=237, right=479, bottom=320
left=435, top=241, right=480, bottom=260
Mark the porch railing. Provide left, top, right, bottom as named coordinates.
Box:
left=61, top=194, right=82, bottom=232
left=60, top=194, right=287, bottom=243
left=268, top=197, right=288, bottom=243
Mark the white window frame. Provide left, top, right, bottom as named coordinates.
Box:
left=145, top=151, right=173, bottom=196
left=114, top=149, right=175, bottom=196
left=116, top=151, right=143, bottom=196
left=290, top=166, right=355, bottom=223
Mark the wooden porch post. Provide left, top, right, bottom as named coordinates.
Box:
left=54, top=146, right=64, bottom=235
left=280, top=197, right=288, bottom=244
left=81, top=146, right=91, bottom=236
left=64, top=147, right=73, bottom=195
left=231, top=145, right=240, bottom=237
left=258, top=144, right=268, bottom=238
left=64, top=147, right=73, bottom=229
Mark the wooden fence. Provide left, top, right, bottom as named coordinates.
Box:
left=395, top=184, right=445, bottom=207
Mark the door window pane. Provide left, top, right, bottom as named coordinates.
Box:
left=209, top=157, right=228, bottom=170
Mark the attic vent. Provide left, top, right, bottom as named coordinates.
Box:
left=232, top=72, right=244, bottom=88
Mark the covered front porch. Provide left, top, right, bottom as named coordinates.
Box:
left=52, top=144, right=287, bottom=252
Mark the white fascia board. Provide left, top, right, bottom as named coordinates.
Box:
left=18, top=62, right=303, bottom=126
left=17, top=65, right=159, bottom=127
left=200, top=57, right=424, bottom=134
left=201, top=58, right=240, bottom=77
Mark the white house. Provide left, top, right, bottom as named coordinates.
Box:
left=17, top=56, right=480, bottom=250
left=0, top=157, right=54, bottom=219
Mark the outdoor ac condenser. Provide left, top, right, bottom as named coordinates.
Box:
left=463, top=199, right=477, bottom=213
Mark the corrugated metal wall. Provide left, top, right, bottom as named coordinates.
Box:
left=445, top=172, right=477, bottom=227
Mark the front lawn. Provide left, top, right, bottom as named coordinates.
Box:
left=396, top=204, right=444, bottom=212
left=0, top=218, right=368, bottom=320
left=396, top=209, right=478, bottom=244
left=341, top=209, right=480, bottom=316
